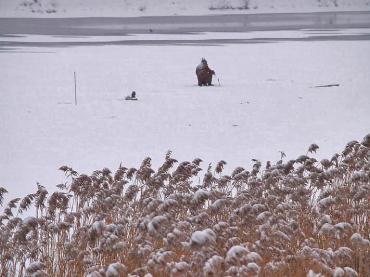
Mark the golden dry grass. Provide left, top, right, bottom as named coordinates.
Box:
left=1, top=135, right=369, bottom=277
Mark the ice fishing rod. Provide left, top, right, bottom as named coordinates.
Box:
left=215, top=74, right=221, bottom=86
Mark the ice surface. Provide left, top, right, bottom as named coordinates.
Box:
left=0, top=0, right=369, bottom=17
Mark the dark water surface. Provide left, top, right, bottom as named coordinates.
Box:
left=1, top=11, right=370, bottom=50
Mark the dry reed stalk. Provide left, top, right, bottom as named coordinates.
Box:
left=0, top=135, right=369, bottom=276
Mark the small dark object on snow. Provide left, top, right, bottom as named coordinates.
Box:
left=125, top=91, right=138, bottom=101
left=314, top=84, right=340, bottom=88
left=362, top=133, right=370, bottom=147
left=196, top=58, right=215, bottom=86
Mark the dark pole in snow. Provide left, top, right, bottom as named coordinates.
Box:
left=74, top=71, right=77, bottom=105
left=215, top=74, right=221, bottom=86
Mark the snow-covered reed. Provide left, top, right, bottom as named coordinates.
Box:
left=1, top=135, right=369, bottom=276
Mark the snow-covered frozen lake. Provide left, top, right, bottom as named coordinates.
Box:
left=1, top=12, right=370, bottom=199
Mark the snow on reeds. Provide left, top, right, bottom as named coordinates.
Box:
left=1, top=135, right=369, bottom=276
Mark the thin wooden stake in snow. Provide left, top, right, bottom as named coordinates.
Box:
left=74, top=71, right=77, bottom=105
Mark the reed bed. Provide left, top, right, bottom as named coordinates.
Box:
left=1, top=134, right=369, bottom=277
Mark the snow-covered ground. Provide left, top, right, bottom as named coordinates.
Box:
left=0, top=0, right=370, bottom=18
left=1, top=25, right=370, bottom=199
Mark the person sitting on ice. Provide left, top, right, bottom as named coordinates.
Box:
left=125, top=91, right=138, bottom=101
left=196, top=58, right=215, bottom=86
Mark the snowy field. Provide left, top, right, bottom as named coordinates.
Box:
left=1, top=15, right=370, bottom=200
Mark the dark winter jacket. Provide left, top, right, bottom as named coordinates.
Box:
left=196, top=61, right=215, bottom=86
